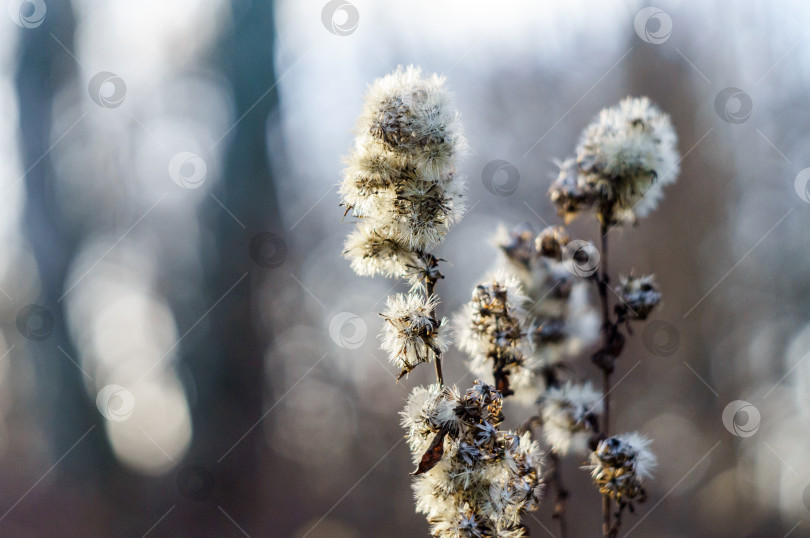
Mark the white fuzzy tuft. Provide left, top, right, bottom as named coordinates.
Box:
left=541, top=381, right=603, bottom=455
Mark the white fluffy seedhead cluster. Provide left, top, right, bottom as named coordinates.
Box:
left=549, top=96, right=679, bottom=225
left=402, top=384, right=463, bottom=453
left=589, top=432, right=657, bottom=506
left=455, top=273, right=530, bottom=397
left=539, top=381, right=603, bottom=455
left=341, top=66, right=466, bottom=283
left=615, top=274, right=661, bottom=321
left=381, top=293, right=450, bottom=379
left=494, top=225, right=600, bottom=401
left=402, top=382, right=544, bottom=537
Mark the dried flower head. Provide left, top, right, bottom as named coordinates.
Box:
left=489, top=225, right=600, bottom=402
left=534, top=225, right=570, bottom=260
left=550, top=97, right=679, bottom=225
left=458, top=381, right=505, bottom=425
left=540, top=381, right=603, bottom=455
left=343, top=222, right=418, bottom=278
left=404, top=381, right=544, bottom=537
left=381, top=293, right=449, bottom=379
left=341, top=66, right=466, bottom=279
left=615, top=274, right=661, bottom=321
left=401, top=384, right=462, bottom=453
left=361, top=66, right=465, bottom=175
left=455, top=273, right=529, bottom=396
left=497, top=223, right=537, bottom=271
left=589, top=432, right=657, bottom=506
left=548, top=158, right=597, bottom=225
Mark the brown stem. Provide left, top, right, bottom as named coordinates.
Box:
left=601, top=372, right=611, bottom=538
left=597, top=221, right=612, bottom=537
left=425, top=268, right=444, bottom=386
left=549, top=452, right=569, bottom=538
left=608, top=503, right=625, bottom=538
left=599, top=225, right=610, bottom=350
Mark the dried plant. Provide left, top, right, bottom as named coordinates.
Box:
left=340, top=68, right=679, bottom=537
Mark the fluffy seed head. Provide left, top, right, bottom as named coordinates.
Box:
left=615, top=274, right=661, bottom=320
left=401, top=384, right=461, bottom=453
left=404, top=381, right=544, bottom=536
left=488, top=225, right=600, bottom=402
left=455, top=273, right=529, bottom=396
left=550, top=97, right=679, bottom=225
left=341, top=66, right=466, bottom=279
left=540, top=381, right=603, bottom=455
left=361, top=65, right=465, bottom=175
left=589, top=432, right=657, bottom=505
left=343, top=222, right=417, bottom=279
left=381, top=293, right=449, bottom=379
left=535, top=226, right=570, bottom=260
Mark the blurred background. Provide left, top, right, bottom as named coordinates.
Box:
left=0, top=0, right=809, bottom=536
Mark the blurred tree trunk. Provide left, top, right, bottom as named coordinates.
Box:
left=14, top=0, right=114, bottom=533
left=175, top=0, right=282, bottom=534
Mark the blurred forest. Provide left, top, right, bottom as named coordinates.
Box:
left=0, top=0, right=809, bottom=537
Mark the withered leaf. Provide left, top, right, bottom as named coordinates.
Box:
left=591, top=349, right=615, bottom=373
left=412, top=428, right=448, bottom=475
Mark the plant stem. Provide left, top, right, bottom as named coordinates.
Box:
left=425, top=270, right=444, bottom=386
left=601, top=371, right=611, bottom=537
left=598, top=222, right=612, bottom=434
left=597, top=221, right=612, bottom=537
left=549, top=452, right=569, bottom=538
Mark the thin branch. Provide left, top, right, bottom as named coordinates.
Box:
left=424, top=256, right=444, bottom=386
left=548, top=452, right=569, bottom=538
left=597, top=220, right=612, bottom=537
